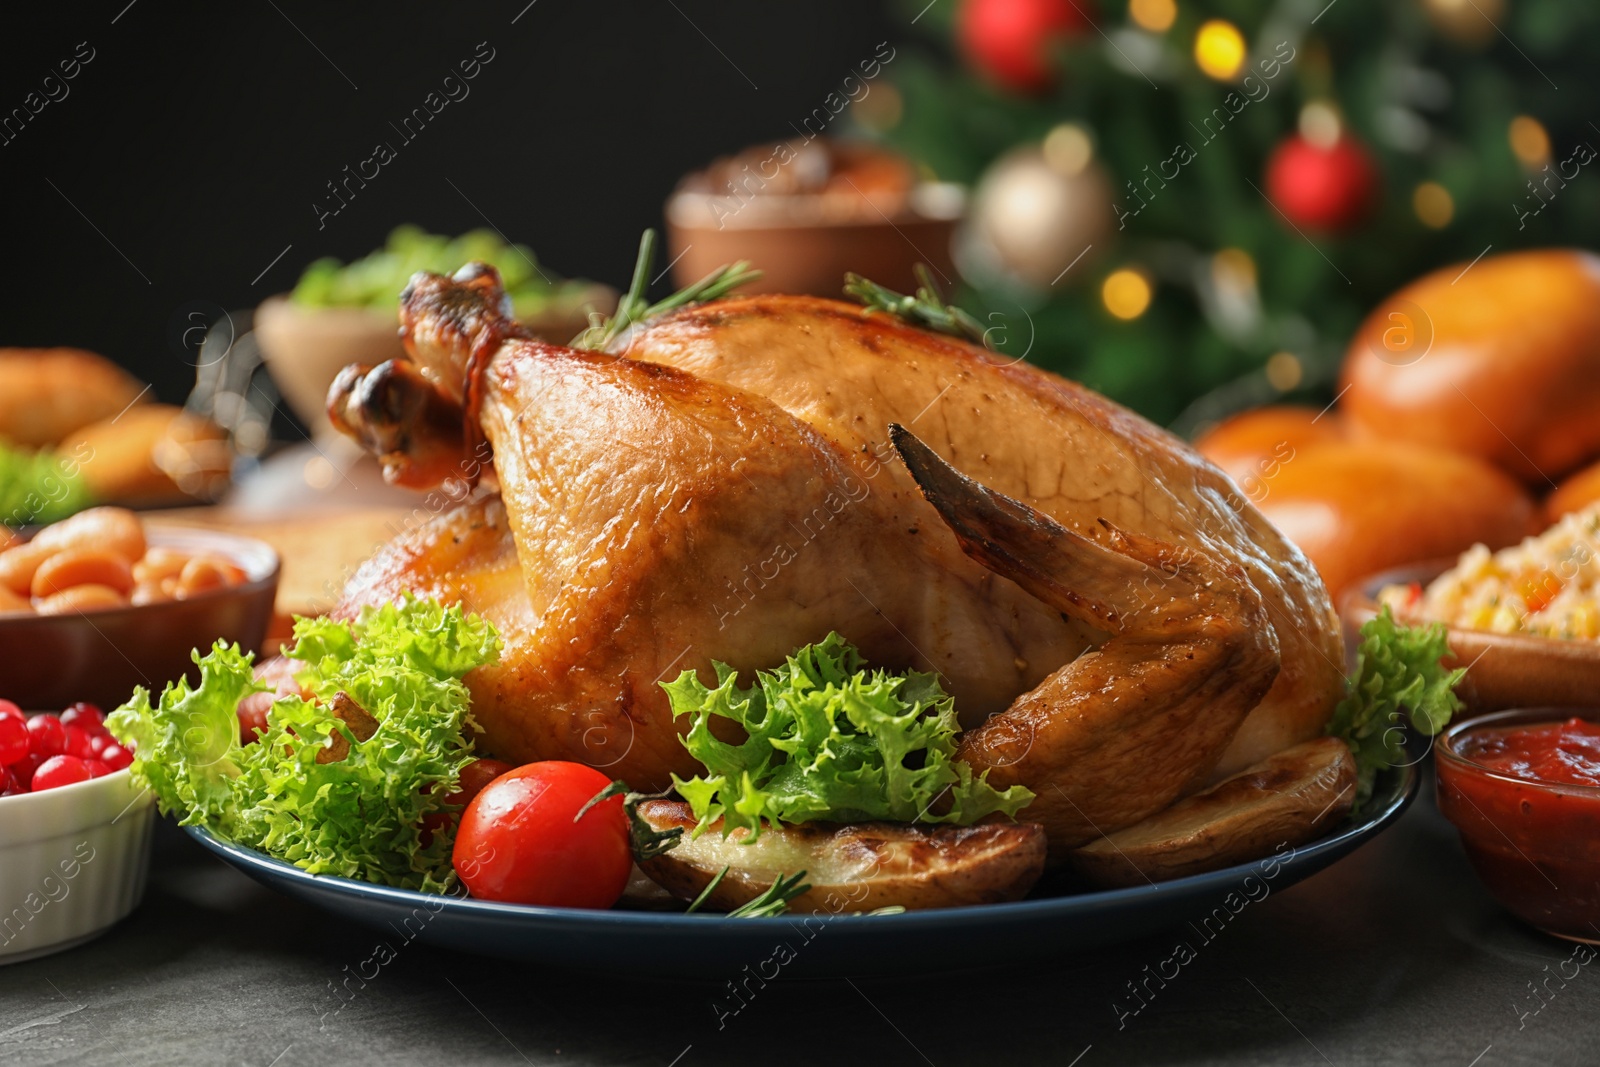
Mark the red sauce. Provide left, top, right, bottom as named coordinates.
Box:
left=1437, top=715, right=1600, bottom=942
left=1459, top=718, right=1600, bottom=787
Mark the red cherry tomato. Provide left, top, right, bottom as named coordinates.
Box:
left=452, top=762, right=630, bottom=909
left=237, top=696, right=271, bottom=745
left=0, top=699, right=22, bottom=722
left=60, top=703, right=106, bottom=732
left=26, top=715, right=66, bottom=756
left=455, top=757, right=518, bottom=799
left=99, top=744, right=133, bottom=771
left=420, top=757, right=516, bottom=845
left=82, top=759, right=113, bottom=778
left=32, top=755, right=92, bottom=791
left=0, top=714, right=27, bottom=765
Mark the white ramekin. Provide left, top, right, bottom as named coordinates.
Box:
left=0, top=767, right=156, bottom=964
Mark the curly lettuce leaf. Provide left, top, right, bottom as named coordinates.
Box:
left=106, top=641, right=263, bottom=827
left=664, top=633, right=1033, bottom=840
left=1328, top=605, right=1465, bottom=811
left=108, top=596, right=500, bottom=892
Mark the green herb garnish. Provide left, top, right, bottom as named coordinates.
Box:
left=845, top=264, right=986, bottom=345
left=663, top=633, right=1033, bottom=841
left=576, top=780, right=684, bottom=862
left=108, top=596, right=501, bottom=892
left=684, top=866, right=731, bottom=914
left=727, top=872, right=811, bottom=918
left=569, top=229, right=760, bottom=351
left=1328, top=605, right=1466, bottom=811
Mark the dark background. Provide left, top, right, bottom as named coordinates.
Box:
left=0, top=0, right=899, bottom=406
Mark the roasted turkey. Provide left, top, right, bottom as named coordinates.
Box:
left=327, top=263, right=1345, bottom=860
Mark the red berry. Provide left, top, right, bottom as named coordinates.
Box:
left=61, top=703, right=106, bottom=732
left=82, top=759, right=113, bottom=778
left=26, top=715, right=66, bottom=756
left=12, top=752, right=43, bottom=789
left=32, top=755, right=92, bottom=791
left=0, top=699, right=22, bottom=723
left=88, top=733, right=108, bottom=756
left=0, top=715, right=27, bottom=765
left=98, top=744, right=133, bottom=771
left=63, top=725, right=98, bottom=760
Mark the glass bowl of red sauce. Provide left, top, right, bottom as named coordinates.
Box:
left=1437, top=707, right=1600, bottom=943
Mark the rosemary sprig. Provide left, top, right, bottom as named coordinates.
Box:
left=727, top=871, right=811, bottom=918
left=570, top=229, right=761, bottom=351
left=577, top=780, right=683, bottom=862
left=684, top=865, right=730, bottom=914
left=844, top=263, right=987, bottom=345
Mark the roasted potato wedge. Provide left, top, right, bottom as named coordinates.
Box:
left=1069, top=737, right=1357, bottom=888
left=636, top=801, right=1046, bottom=912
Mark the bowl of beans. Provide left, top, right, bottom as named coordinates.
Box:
left=0, top=508, right=279, bottom=709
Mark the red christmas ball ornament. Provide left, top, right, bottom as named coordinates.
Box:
left=957, top=0, right=1093, bottom=94
left=1263, top=132, right=1380, bottom=234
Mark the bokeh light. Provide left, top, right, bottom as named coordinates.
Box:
left=1194, top=20, right=1246, bottom=81
left=1265, top=351, right=1303, bottom=391
left=1298, top=102, right=1342, bottom=149
left=1043, top=123, right=1094, bottom=176
left=1212, top=247, right=1258, bottom=293
left=1130, top=0, right=1177, bottom=33
left=1102, top=269, right=1153, bottom=320
left=1508, top=115, right=1550, bottom=167
left=1412, top=181, right=1455, bottom=228
left=855, top=82, right=903, bottom=133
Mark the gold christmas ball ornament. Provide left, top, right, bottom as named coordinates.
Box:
left=969, top=144, right=1113, bottom=289
left=1420, top=0, right=1505, bottom=47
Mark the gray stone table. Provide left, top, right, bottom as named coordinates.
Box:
left=2, top=769, right=1597, bottom=1067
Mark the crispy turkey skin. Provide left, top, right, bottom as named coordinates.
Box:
left=328, top=266, right=1345, bottom=858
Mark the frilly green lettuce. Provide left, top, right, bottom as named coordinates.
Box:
left=664, top=633, right=1033, bottom=841
left=1328, top=605, right=1465, bottom=811
left=108, top=596, right=500, bottom=892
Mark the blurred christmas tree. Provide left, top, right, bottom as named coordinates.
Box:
left=870, top=0, right=1600, bottom=431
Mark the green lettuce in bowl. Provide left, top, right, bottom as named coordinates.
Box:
left=291, top=225, right=599, bottom=320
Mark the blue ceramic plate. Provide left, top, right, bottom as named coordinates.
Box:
left=185, top=763, right=1415, bottom=978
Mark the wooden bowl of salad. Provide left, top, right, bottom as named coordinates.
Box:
left=257, top=226, right=613, bottom=439
left=1341, top=502, right=1600, bottom=714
